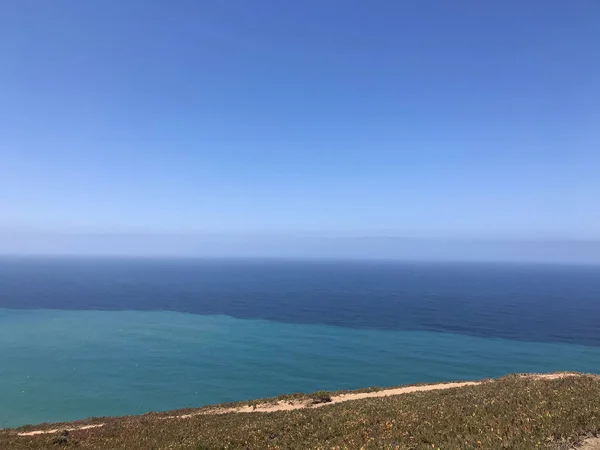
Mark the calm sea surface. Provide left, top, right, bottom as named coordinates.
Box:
left=1, top=257, right=599, bottom=428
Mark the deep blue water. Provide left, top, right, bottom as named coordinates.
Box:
left=1, top=257, right=600, bottom=428
left=2, top=257, right=600, bottom=345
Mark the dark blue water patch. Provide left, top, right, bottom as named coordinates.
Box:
left=1, top=256, right=599, bottom=346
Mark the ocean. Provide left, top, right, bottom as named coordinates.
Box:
left=1, top=257, right=600, bottom=428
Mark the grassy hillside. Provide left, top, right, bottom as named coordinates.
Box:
left=2, top=374, right=599, bottom=449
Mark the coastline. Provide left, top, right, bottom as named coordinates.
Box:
left=3, top=372, right=600, bottom=450
left=9, top=372, right=586, bottom=433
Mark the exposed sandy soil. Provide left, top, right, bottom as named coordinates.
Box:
left=576, top=437, right=600, bottom=450
left=18, top=424, right=104, bottom=437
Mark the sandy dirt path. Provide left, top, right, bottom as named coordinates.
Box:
left=18, top=424, right=104, bottom=437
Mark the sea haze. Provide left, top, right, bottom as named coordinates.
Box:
left=1, top=257, right=600, bottom=427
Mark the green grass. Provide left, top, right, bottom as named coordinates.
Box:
left=2, top=374, right=599, bottom=449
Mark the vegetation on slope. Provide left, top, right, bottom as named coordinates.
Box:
left=1, top=374, right=599, bottom=449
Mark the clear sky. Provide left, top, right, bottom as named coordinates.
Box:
left=1, top=1, right=599, bottom=257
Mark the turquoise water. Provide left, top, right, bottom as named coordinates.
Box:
left=2, top=308, right=600, bottom=428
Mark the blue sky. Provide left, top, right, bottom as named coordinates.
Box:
left=1, top=1, right=599, bottom=257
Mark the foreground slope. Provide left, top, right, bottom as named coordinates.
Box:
left=2, top=373, right=599, bottom=449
